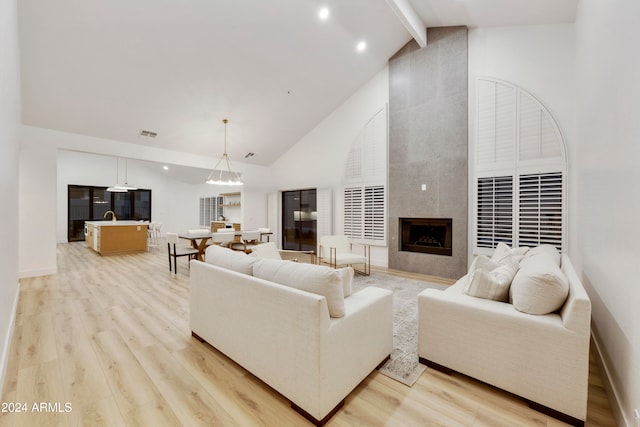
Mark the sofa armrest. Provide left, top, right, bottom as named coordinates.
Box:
left=318, top=287, right=393, bottom=416
left=560, top=255, right=591, bottom=335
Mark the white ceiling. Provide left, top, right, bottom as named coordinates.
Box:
left=18, top=0, right=578, bottom=168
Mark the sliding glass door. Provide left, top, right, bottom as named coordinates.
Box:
left=282, top=189, right=317, bottom=252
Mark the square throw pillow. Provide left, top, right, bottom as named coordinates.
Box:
left=510, top=256, right=569, bottom=315
left=205, top=244, right=255, bottom=275
left=464, top=255, right=519, bottom=302
left=491, top=242, right=530, bottom=265
left=253, top=258, right=345, bottom=317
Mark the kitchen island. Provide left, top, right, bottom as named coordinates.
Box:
left=85, top=221, right=148, bottom=255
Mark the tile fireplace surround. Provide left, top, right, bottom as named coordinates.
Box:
left=388, top=26, right=468, bottom=280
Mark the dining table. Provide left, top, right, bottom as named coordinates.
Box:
left=177, top=231, right=213, bottom=261
left=178, top=229, right=275, bottom=261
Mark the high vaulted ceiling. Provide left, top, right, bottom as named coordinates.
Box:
left=18, top=0, right=578, bottom=167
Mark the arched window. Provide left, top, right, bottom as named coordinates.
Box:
left=474, top=78, right=567, bottom=253
left=343, top=105, right=388, bottom=245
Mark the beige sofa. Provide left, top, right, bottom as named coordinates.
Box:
left=190, top=245, right=393, bottom=425
left=418, top=249, right=591, bottom=427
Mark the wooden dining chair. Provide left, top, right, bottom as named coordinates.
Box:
left=166, top=232, right=199, bottom=274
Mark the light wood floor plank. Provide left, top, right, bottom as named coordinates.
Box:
left=0, top=242, right=617, bottom=427
left=134, top=344, right=238, bottom=426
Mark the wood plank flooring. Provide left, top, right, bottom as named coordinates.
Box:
left=1, top=242, right=616, bottom=426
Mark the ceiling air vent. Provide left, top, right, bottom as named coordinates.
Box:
left=139, top=129, right=158, bottom=138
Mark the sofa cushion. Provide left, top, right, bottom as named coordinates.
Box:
left=253, top=258, right=346, bottom=317
left=510, top=254, right=569, bottom=315
left=337, top=267, right=355, bottom=297
left=205, top=244, right=255, bottom=275
left=491, top=242, right=530, bottom=265
left=464, top=255, right=518, bottom=302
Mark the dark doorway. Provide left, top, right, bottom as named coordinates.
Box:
left=282, top=189, right=317, bottom=252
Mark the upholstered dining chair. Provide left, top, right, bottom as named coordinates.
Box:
left=318, top=235, right=370, bottom=275
left=209, top=230, right=235, bottom=248
left=230, top=230, right=261, bottom=253
left=166, top=232, right=199, bottom=274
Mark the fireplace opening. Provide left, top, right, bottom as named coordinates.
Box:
left=400, top=218, right=452, bottom=256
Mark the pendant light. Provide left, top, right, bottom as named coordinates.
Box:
left=206, top=119, right=244, bottom=186
left=114, top=158, right=138, bottom=191
left=107, top=157, right=127, bottom=192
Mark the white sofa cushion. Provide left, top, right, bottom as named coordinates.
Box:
left=253, top=258, right=346, bottom=317
left=491, top=242, right=530, bottom=265
left=464, top=255, right=518, bottom=302
left=510, top=254, right=569, bottom=315
left=205, top=244, right=255, bottom=275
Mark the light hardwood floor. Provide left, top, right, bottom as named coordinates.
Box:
left=1, top=242, right=616, bottom=426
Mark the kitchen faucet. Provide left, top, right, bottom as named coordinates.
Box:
left=104, top=211, right=117, bottom=222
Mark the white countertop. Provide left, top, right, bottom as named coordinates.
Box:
left=85, top=220, right=148, bottom=227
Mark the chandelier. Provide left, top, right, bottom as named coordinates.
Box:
left=205, top=119, right=243, bottom=186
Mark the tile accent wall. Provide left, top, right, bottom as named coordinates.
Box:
left=388, top=26, right=468, bottom=279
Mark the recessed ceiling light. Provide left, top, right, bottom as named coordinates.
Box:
left=163, top=165, right=169, bottom=171
left=319, top=8, right=329, bottom=20
left=356, top=41, right=367, bottom=52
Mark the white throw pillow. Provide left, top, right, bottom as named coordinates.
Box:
left=491, top=242, right=530, bottom=265
left=464, top=255, right=518, bottom=302
left=253, top=259, right=346, bottom=317
left=205, top=244, right=255, bottom=276
left=337, top=267, right=354, bottom=297
left=520, top=244, right=561, bottom=267
left=510, top=255, right=569, bottom=315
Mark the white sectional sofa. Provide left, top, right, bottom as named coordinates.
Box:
left=190, top=245, right=393, bottom=425
left=418, top=245, right=591, bottom=427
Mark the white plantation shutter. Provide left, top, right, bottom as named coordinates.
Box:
left=477, top=79, right=515, bottom=168
left=345, top=132, right=363, bottom=181
left=519, top=96, right=562, bottom=161
left=199, top=196, right=224, bottom=228
left=344, top=187, right=362, bottom=239
left=518, top=173, right=563, bottom=250
left=364, top=186, right=385, bottom=241
left=343, top=105, right=388, bottom=245
left=476, top=176, right=513, bottom=248
left=474, top=78, right=567, bottom=252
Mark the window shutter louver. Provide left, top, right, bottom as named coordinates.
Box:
left=344, top=187, right=363, bottom=240
left=518, top=173, right=563, bottom=251
left=364, top=186, right=385, bottom=242
left=476, top=176, right=513, bottom=248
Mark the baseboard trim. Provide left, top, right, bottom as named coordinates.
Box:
left=18, top=268, right=57, bottom=279
left=0, top=281, right=20, bottom=398
left=591, top=332, right=632, bottom=427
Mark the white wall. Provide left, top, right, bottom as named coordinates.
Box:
left=269, top=66, right=389, bottom=266
left=0, top=0, right=22, bottom=397
left=20, top=126, right=270, bottom=277
left=574, top=0, right=640, bottom=425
